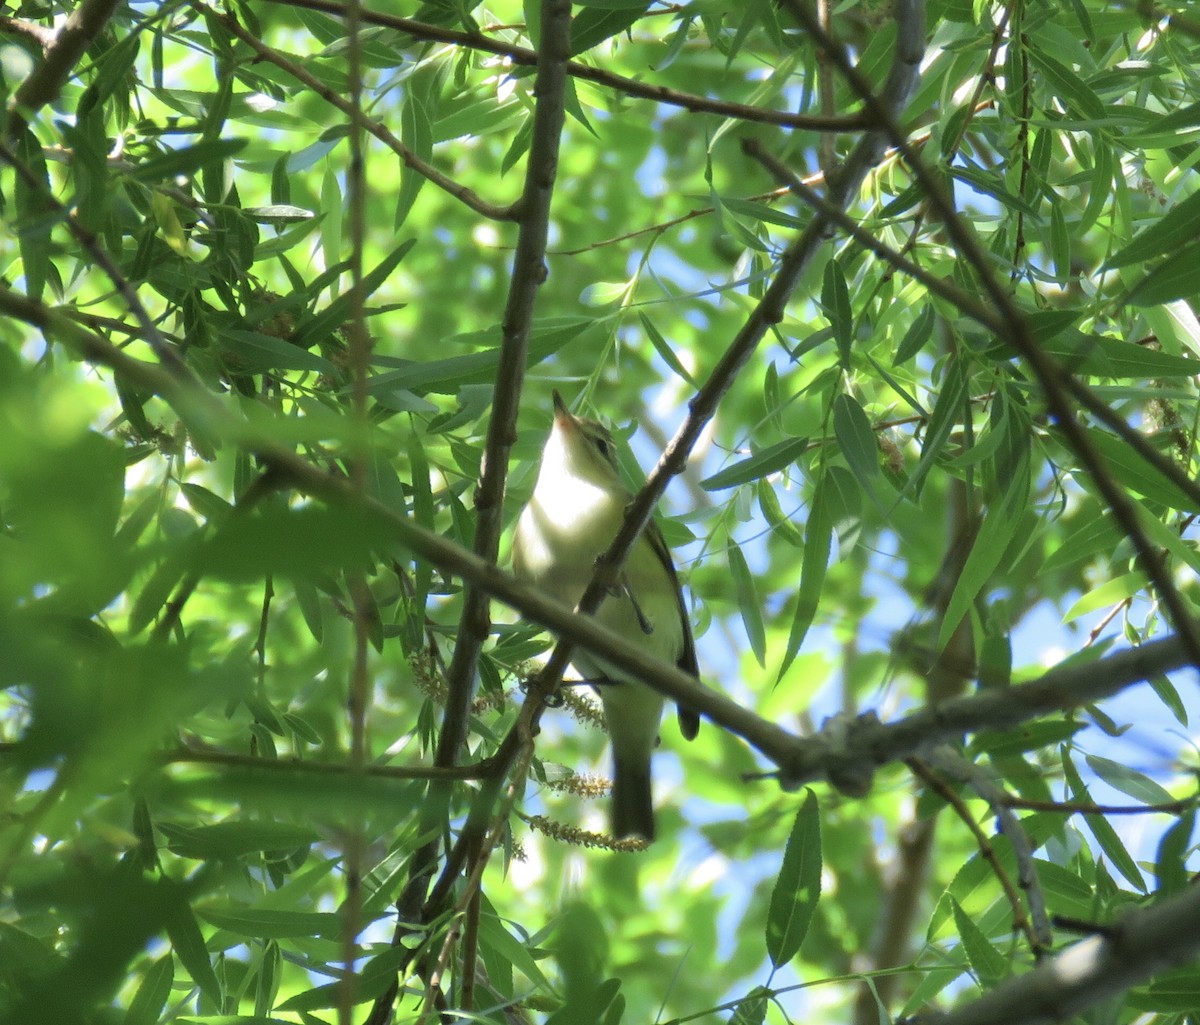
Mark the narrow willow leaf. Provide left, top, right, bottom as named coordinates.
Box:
left=728, top=545, right=765, bottom=667
left=1027, top=47, right=1106, bottom=120
left=302, top=237, right=416, bottom=348
left=129, top=138, right=247, bottom=182
left=700, top=436, right=807, bottom=491
left=756, top=479, right=804, bottom=547
left=894, top=305, right=935, bottom=364
left=255, top=940, right=281, bottom=1018
left=570, top=2, right=651, bottom=55
left=951, top=898, right=1008, bottom=985
left=766, top=790, right=821, bottom=967
left=907, top=355, right=967, bottom=498
left=1125, top=251, right=1200, bottom=307
left=158, top=821, right=319, bottom=859
left=730, top=986, right=770, bottom=1025
left=199, top=908, right=341, bottom=939
left=124, top=954, right=173, bottom=1025
left=163, top=887, right=223, bottom=1009
left=1079, top=132, right=1112, bottom=235
left=822, top=258, right=853, bottom=368
left=220, top=328, right=336, bottom=374
left=1155, top=810, right=1194, bottom=896
left=832, top=394, right=879, bottom=499
left=1062, top=571, right=1146, bottom=622
left=777, top=479, right=832, bottom=681
left=1149, top=674, right=1187, bottom=726
left=409, top=429, right=434, bottom=605
left=1083, top=429, right=1199, bottom=511
left=1085, top=753, right=1175, bottom=806
left=1061, top=749, right=1146, bottom=891
left=937, top=451, right=1028, bottom=649
left=396, top=91, right=432, bottom=228
left=640, top=313, right=696, bottom=386
left=1050, top=202, right=1070, bottom=283
left=1106, top=189, right=1200, bottom=269
left=367, top=316, right=591, bottom=396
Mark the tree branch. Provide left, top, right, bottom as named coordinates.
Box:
left=6, top=0, right=120, bottom=139
left=916, top=882, right=1200, bottom=1025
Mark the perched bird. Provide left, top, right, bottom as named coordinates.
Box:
left=512, top=391, right=700, bottom=841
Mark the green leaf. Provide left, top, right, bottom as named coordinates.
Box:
left=198, top=907, right=342, bottom=939
left=14, top=127, right=53, bottom=304
left=1082, top=429, right=1199, bottom=511
left=906, top=354, right=967, bottom=498
left=123, top=954, right=173, bottom=1025
left=700, top=436, right=808, bottom=491
left=730, top=985, right=770, bottom=1025
left=1155, top=810, right=1194, bottom=896
left=832, top=394, right=879, bottom=499
left=571, top=2, right=652, bottom=55
left=640, top=312, right=697, bottom=386
left=777, top=478, right=832, bottom=681
left=1084, top=753, right=1175, bottom=806
left=128, top=138, right=248, bottom=182
left=1125, top=249, right=1200, bottom=306
left=201, top=504, right=395, bottom=582
left=1049, top=201, right=1070, bottom=283
left=1026, top=47, right=1106, bottom=121
left=366, top=316, right=593, bottom=396
left=1149, top=674, right=1188, bottom=727
left=277, top=945, right=408, bottom=1011
left=162, top=887, right=223, bottom=1009
left=938, top=446, right=1029, bottom=649
left=951, top=897, right=1008, bottom=985
left=894, top=305, right=934, bottom=365
left=1061, top=749, right=1146, bottom=891
left=1128, top=967, right=1200, bottom=1012
left=766, top=790, right=822, bottom=967
left=821, top=259, right=853, bottom=368
left=157, top=821, right=319, bottom=859
left=728, top=545, right=765, bottom=667
left=301, top=237, right=417, bottom=348
left=1039, top=332, right=1200, bottom=378
left=1105, top=188, right=1200, bottom=269
left=756, top=479, right=804, bottom=547
left=218, top=328, right=337, bottom=374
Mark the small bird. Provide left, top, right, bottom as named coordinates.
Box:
left=512, top=391, right=700, bottom=841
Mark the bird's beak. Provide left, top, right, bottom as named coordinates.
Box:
left=552, top=390, right=574, bottom=430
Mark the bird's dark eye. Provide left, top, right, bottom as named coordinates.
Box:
left=595, top=438, right=610, bottom=459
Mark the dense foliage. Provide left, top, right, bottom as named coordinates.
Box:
left=2, top=1, right=1200, bottom=1023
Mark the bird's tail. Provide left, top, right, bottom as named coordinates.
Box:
left=611, top=754, right=655, bottom=842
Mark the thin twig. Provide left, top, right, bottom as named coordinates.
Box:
left=918, top=749, right=1053, bottom=955
left=908, top=758, right=1041, bottom=953
left=208, top=6, right=513, bottom=222
left=263, top=0, right=868, bottom=131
